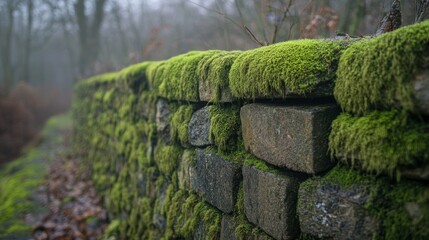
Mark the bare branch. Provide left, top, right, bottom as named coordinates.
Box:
left=415, top=0, right=429, bottom=22
left=185, top=0, right=264, bottom=46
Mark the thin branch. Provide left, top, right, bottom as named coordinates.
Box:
left=415, top=0, right=429, bottom=22
left=185, top=0, right=264, bottom=46
left=271, top=0, right=293, bottom=44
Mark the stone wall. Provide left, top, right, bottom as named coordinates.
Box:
left=73, top=21, right=429, bottom=239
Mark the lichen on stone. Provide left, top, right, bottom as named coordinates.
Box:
left=229, top=39, right=349, bottom=99
left=305, top=166, right=429, bottom=239
left=329, top=111, right=429, bottom=178
left=335, top=20, right=429, bottom=115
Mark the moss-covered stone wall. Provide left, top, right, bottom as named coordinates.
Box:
left=73, top=21, right=429, bottom=240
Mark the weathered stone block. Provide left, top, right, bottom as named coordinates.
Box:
left=414, top=70, right=429, bottom=115
left=194, top=219, right=220, bottom=240
left=156, top=99, right=171, bottom=143
left=178, top=149, right=195, bottom=190
left=220, top=215, right=239, bottom=240
left=199, top=77, right=234, bottom=102
left=241, top=103, right=339, bottom=174
left=298, top=179, right=379, bottom=239
left=243, top=165, right=300, bottom=240
left=188, top=107, right=212, bottom=147
left=192, top=149, right=241, bottom=213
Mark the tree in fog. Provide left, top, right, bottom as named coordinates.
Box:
left=73, top=0, right=109, bottom=77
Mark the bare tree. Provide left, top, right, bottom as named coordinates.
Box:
left=0, top=0, right=21, bottom=91
left=74, top=0, right=108, bottom=77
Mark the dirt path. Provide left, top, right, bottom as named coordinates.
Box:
left=0, top=114, right=108, bottom=240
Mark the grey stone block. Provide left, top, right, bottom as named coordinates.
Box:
left=401, top=164, right=429, bottom=181
left=194, top=219, right=220, bottom=240
left=192, top=149, right=241, bottom=213
left=199, top=77, right=234, bottom=103
left=220, top=215, right=238, bottom=240
left=298, top=179, right=380, bottom=240
left=178, top=149, right=195, bottom=190
left=188, top=107, right=212, bottom=147
left=243, top=165, right=300, bottom=240
left=414, top=69, right=429, bottom=115
left=156, top=99, right=171, bottom=143
left=240, top=103, right=339, bottom=174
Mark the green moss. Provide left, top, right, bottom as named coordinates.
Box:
left=311, top=166, right=429, bottom=240
left=229, top=39, right=349, bottom=99
left=120, top=61, right=154, bottom=93
left=102, top=219, right=120, bottom=239
left=209, top=105, right=240, bottom=152
left=329, top=111, right=429, bottom=178
left=0, top=150, right=46, bottom=238
left=147, top=51, right=221, bottom=101
left=233, top=182, right=273, bottom=240
left=335, top=20, right=429, bottom=115
left=170, top=104, right=195, bottom=145
left=197, top=51, right=241, bottom=102
left=154, top=143, right=183, bottom=178
left=0, top=113, right=71, bottom=238
left=243, top=154, right=281, bottom=175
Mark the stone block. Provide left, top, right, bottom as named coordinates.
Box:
left=178, top=149, right=195, bottom=190
left=156, top=99, right=171, bottom=143
left=298, top=179, right=379, bottom=239
left=240, top=103, right=339, bottom=174
left=414, top=70, right=429, bottom=115
left=193, top=219, right=220, bottom=240
left=188, top=107, right=212, bottom=147
left=243, top=165, right=300, bottom=240
left=220, top=215, right=239, bottom=240
left=199, top=77, right=234, bottom=103
left=192, top=149, right=241, bottom=213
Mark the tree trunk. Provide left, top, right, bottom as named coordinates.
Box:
left=1, top=2, right=16, bottom=91
left=23, top=0, right=34, bottom=83
left=74, top=0, right=107, bottom=77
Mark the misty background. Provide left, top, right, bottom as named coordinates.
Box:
left=0, top=0, right=428, bottom=163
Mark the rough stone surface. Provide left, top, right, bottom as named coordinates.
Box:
left=188, top=106, right=212, bottom=147
left=192, top=149, right=241, bottom=213
left=178, top=149, right=195, bottom=190
left=152, top=183, right=168, bottom=233
left=193, top=219, right=220, bottom=240
left=243, top=165, right=300, bottom=240
left=298, top=180, right=380, bottom=240
left=220, top=215, right=239, bottom=240
left=241, top=103, right=339, bottom=174
left=156, top=99, right=171, bottom=143
left=414, top=70, right=429, bottom=115
left=401, top=165, right=429, bottom=181
left=199, top=77, right=234, bottom=102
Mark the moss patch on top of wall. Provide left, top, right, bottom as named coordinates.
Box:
left=197, top=51, right=241, bottom=102
left=147, top=51, right=221, bottom=101
left=229, top=39, right=349, bottom=99
left=334, top=20, right=429, bottom=115
left=329, top=111, right=429, bottom=179
left=120, top=61, right=154, bottom=93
